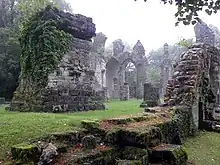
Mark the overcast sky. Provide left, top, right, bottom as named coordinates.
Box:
left=67, top=0, right=220, bottom=52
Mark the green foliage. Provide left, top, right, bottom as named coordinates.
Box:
left=0, top=0, right=18, bottom=28
left=177, top=38, right=194, bottom=48
left=0, top=0, right=72, bottom=99
left=19, top=6, right=72, bottom=90
left=17, top=0, right=72, bottom=30
left=17, top=0, right=52, bottom=29
left=146, top=40, right=194, bottom=84
left=136, top=0, right=220, bottom=25
left=146, top=66, right=161, bottom=84
left=0, top=27, right=20, bottom=99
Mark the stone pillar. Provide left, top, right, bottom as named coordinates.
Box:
left=213, top=64, right=220, bottom=120
left=132, top=40, right=146, bottom=99
left=159, top=43, right=171, bottom=102
left=140, top=83, right=159, bottom=108
left=194, top=19, right=220, bottom=121
left=101, top=69, right=105, bottom=88
left=113, top=39, right=125, bottom=56
left=112, top=77, right=119, bottom=99
left=120, top=82, right=129, bottom=101
left=194, top=19, right=215, bottom=46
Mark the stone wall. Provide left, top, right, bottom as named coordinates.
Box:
left=163, top=20, right=220, bottom=129
left=90, top=33, right=107, bottom=90
left=164, top=43, right=220, bottom=128
left=11, top=10, right=105, bottom=112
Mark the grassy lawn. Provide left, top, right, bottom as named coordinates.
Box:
left=184, top=131, right=220, bottom=165
left=0, top=100, right=142, bottom=160
left=1, top=100, right=220, bottom=165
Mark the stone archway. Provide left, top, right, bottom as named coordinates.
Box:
left=105, top=40, right=148, bottom=100
left=106, top=57, right=120, bottom=99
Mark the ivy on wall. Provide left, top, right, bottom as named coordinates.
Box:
left=19, top=5, right=72, bottom=89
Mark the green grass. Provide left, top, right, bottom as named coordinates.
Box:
left=1, top=101, right=220, bottom=165
left=0, top=100, right=142, bottom=160
left=184, top=131, right=220, bottom=165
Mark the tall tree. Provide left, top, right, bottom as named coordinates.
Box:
left=17, top=0, right=72, bottom=30
left=0, top=0, right=72, bottom=99
left=146, top=40, right=193, bottom=84
left=0, top=28, right=20, bottom=99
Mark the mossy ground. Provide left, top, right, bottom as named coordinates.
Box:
left=0, top=100, right=142, bottom=160
left=1, top=101, right=220, bottom=165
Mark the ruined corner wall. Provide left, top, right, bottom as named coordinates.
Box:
left=11, top=11, right=106, bottom=112
left=164, top=43, right=220, bottom=128
left=40, top=38, right=106, bottom=112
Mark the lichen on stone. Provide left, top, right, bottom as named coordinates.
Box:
left=11, top=143, right=40, bottom=164
left=81, top=120, right=100, bottom=131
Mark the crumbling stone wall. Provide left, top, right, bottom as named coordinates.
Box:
left=164, top=43, right=220, bottom=127
left=105, top=40, right=148, bottom=100
left=163, top=19, right=220, bottom=129
left=90, top=33, right=107, bottom=90
left=11, top=7, right=105, bottom=112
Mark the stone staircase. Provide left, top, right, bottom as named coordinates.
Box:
left=9, top=106, right=190, bottom=165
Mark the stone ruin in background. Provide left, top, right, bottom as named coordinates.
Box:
left=140, top=19, right=220, bottom=129
left=164, top=18, right=220, bottom=128
left=11, top=9, right=106, bottom=112
left=159, top=43, right=172, bottom=102
left=91, top=36, right=148, bottom=101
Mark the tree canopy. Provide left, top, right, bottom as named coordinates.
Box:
left=136, top=0, right=220, bottom=25
left=0, top=0, right=71, bottom=99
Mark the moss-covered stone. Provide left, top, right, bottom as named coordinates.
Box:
left=120, top=126, right=162, bottom=147
left=119, top=146, right=148, bottom=160
left=105, top=117, right=134, bottom=125
left=11, top=143, right=40, bottom=164
left=116, top=159, right=142, bottom=165
left=105, top=127, right=122, bottom=145
left=82, top=135, right=97, bottom=150
left=49, top=130, right=85, bottom=144
left=132, top=116, right=149, bottom=122
left=81, top=120, right=100, bottom=130
left=68, top=147, right=116, bottom=165
left=150, top=144, right=188, bottom=165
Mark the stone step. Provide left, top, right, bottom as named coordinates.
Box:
left=149, top=144, right=188, bottom=165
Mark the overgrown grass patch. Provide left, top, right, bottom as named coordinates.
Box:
left=184, top=131, right=220, bottom=165
left=0, top=100, right=142, bottom=160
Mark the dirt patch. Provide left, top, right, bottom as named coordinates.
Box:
left=100, top=112, right=172, bottom=132
left=54, top=143, right=112, bottom=165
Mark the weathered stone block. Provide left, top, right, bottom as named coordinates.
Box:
left=81, top=120, right=100, bottom=131
left=11, top=143, right=40, bottom=163
left=82, top=135, right=97, bottom=150
left=150, top=144, right=188, bottom=165
left=141, top=83, right=159, bottom=108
